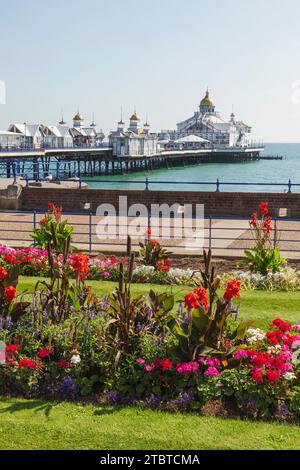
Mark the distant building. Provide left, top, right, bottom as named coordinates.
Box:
left=109, top=111, right=158, bottom=157
left=164, top=134, right=211, bottom=151
left=0, top=130, right=22, bottom=149
left=6, top=111, right=105, bottom=149
left=159, top=90, right=252, bottom=148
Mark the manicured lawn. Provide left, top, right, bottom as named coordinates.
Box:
left=0, top=398, right=299, bottom=450
left=18, top=276, right=300, bottom=329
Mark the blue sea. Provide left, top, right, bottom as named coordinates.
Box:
left=84, top=143, right=300, bottom=192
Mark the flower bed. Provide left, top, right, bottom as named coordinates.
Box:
left=0, top=239, right=300, bottom=425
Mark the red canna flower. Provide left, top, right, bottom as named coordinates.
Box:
left=71, top=253, right=90, bottom=282
left=193, top=287, right=209, bottom=310
left=184, top=292, right=201, bottom=309
left=259, top=202, right=269, bottom=216
left=224, top=279, right=241, bottom=301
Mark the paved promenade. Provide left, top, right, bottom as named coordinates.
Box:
left=0, top=211, right=299, bottom=259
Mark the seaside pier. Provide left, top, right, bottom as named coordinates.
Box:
left=0, top=146, right=266, bottom=180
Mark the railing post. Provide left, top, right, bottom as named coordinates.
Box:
left=273, top=217, right=277, bottom=248
left=25, top=175, right=29, bottom=188
left=33, top=210, right=37, bottom=230
left=216, top=179, right=220, bottom=192
left=288, top=179, right=292, bottom=193
left=89, top=212, right=92, bottom=254
left=12, top=161, right=17, bottom=185
left=145, top=177, right=149, bottom=191
left=79, top=176, right=82, bottom=189
left=209, top=216, right=212, bottom=250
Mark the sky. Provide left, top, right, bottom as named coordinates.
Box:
left=1, top=0, right=300, bottom=142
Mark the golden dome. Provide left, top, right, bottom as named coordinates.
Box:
left=73, top=112, right=83, bottom=121
left=200, top=90, right=214, bottom=108
left=130, top=112, right=140, bottom=121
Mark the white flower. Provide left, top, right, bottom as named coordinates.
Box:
left=267, top=345, right=281, bottom=355
left=70, top=354, right=81, bottom=364
left=246, top=328, right=266, bottom=344
left=283, top=372, right=297, bottom=381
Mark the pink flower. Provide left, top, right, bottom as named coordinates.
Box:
left=206, top=357, right=221, bottom=367
left=292, top=325, right=300, bottom=332
left=176, top=362, right=199, bottom=376
left=102, top=271, right=110, bottom=278
left=235, top=349, right=248, bottom=360
left=144, top=364, right=155, bottom=372
left=136, top=358, right=145, bottom=365
left=279, top=351, right=292, bottom=361
left=204, top=366, right=220, bottom=378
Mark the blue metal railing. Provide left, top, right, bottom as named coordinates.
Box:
left=0, top=210, right=299, bottom=256
left=16, top=175, right=300, bottom=193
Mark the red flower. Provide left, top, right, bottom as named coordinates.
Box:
left=4, top=255, right=18, bottom=265
left=184, top=292, right=201, bottom=309
left=193, top=287, right=209, bottom=310
left=271, top=318, right=291, bottom=333
left=266, top=330, right=284, bottom=345
left=150, top=239, right=159, bottom=247
left=146, top=228, right=152, bottom=237
left=18, top=358, right=38, bottom=369
left=153, top=358, right=173, bottom=372
left=263, top=216, right=272, bottom=234
left=259, top=202, right=269, bottom=216
left=266, top=370, right=280, bottom=384
left=48, top=202, right=55, bottom=211
left=251, top=368, right=263, bottom=383
left=37, top=347, right=51, bottom=359
left=56, top=361, right=72, bottom=369
left=250, top=212, right=258, bottom=228
left=156, top=260, right=170, bottom=272
left=4, top=286, right=17, bottom=303
left=6, top=344, right=20, bottom=355
left=251, top=353, right=268, bottom=368
left=71, top=253, right=90, bottom=281
left=40, top=218, right=47, bottom=226
left=0, top=266, right=7, bottom=281
left=224, top=279, right=241, bottom=301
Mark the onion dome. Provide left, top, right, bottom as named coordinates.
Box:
left=73, top=111, right=83, bottom=121
left=130, top=112, right=140, bottom=121
left=200, top=89, right=214, bottom=107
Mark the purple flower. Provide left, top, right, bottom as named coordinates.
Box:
left=58, top=376, right=80, bottom=399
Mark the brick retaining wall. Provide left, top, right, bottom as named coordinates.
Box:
left=20, top=187, right=300, bottom=218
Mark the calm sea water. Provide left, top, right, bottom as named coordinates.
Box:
left=84, top=143, right=300, bottom=192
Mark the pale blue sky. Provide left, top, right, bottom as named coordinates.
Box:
left=1, top=0, right=300, bottom=141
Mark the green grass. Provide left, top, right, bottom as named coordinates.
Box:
left=0, top=398, right=299, bottom=450
left=18, top=276, right=300, bottom=329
